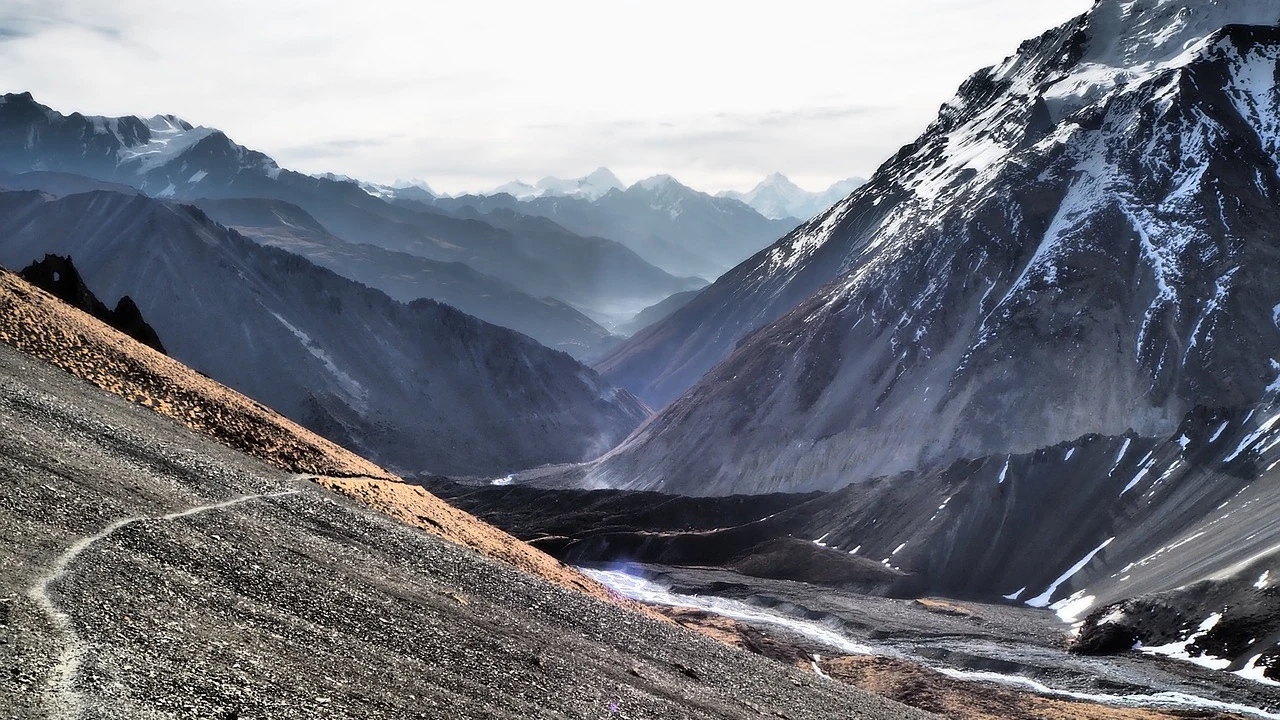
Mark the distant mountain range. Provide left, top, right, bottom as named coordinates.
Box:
left=718, top=173, right=866, bottom=221
left=474, top=168, right=867, bottom=224
left=0, top=93, right=716, bottom=355
left=427, top=174, right=799, bottom=281
left=487, top=167, right=626, bottom=201
left=192, top=197, right=620, bottom=358
left=315, top=164, right=800, bottom=284
left=0, top=188, right=650, bottom=476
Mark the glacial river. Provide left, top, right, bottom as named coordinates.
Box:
left=581, top=567, right=1280, bottom=720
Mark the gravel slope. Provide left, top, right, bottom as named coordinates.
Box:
left=0, top=344, right=931, bottom=720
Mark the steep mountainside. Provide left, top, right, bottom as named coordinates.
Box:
left=718, top=173, right=867, bottom=221
left=0, top=189, right=649, bottom=476
left=594, top=0, right=1280, bottom=490
left=430, top=176, right=798, bottom=280
left=0, top=94, right=691, bottom=317
left=0, top=343, right=924, bottom=720
left=195, top=197, right=618, bottom=359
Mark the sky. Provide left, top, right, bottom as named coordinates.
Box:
left=0, top=0, right=1093, bottom=195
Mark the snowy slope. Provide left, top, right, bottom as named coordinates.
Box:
left=0, top=92, right=279, bottom=195
left=591, top=0, right=1280, bottom=494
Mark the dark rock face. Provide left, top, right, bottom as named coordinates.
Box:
left=589, top=6, right=1280, bottom=496
left=1071, top=616, right=1140, bottom=656
left=18, top=254, right=166, bottom=354
left=0, top=190, right=650, bottom=477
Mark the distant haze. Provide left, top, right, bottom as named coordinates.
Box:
left=0, top=0, right=1090, bottom=194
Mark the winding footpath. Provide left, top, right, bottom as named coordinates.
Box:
left=26, top=488, right=302, bottom=720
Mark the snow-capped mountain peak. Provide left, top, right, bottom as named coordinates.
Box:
left=488, top=179, right=539, bottom=199
left=581, top=166, right=624, bottom=192
left=594, top=0, right=1280, bottom=498
left=1082, top=0, right=1280, bottom=70
left=719, top=173, right=867, bottom=221
left=634, top=174, right=682, bottom=192
left=117, top=120, right=217, bottom=176
left=392, top=177, right=437, bottom=194
left=0, top=94, right=283, bottom=196
left=485, top=167, right=625, bottom=201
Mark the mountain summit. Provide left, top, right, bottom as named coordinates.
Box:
left=488, top=167, right=625, bottom=201
left=592, top=0, right=1280, bottom=494
left=719, top=173, right=867, bottom=221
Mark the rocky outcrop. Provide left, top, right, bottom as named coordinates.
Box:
left=19, top=254, right=167, bottom=354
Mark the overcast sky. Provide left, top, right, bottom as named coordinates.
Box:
left=1, top=0, right=1092, bottom=195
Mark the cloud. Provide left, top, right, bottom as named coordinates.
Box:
left=279, top=135, right=407, bottom=160
left=0, top=0, right=1094, bottom=194
left=0, top=2, right=125, bottom=43
left=266, top=103, right=909, bottom=195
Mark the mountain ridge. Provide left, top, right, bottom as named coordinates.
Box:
left=0, top=93, right=698, bottom=321
left=587, top=2, right=1280, bottom=497
left=0, top=188, right=651, bottom=476
left=718, top=173, right=867, bottom=221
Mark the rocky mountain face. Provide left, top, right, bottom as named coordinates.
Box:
left=595, top=0, right=1280, bottom=493
left=17, top=254, right=166, bottom=354
left=555, top=0, right=1280, bottom=681
left=430, top=175, right=798, bottom=280
left=0, top=94, right=694, bottom=322
left=718, top=173, right=867, bottom=221
left=194, top=197, right=620, bottom=360
left=0, top=188, right=650, bottom=476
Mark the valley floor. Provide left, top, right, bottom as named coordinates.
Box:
left=0, top=344, right=927, bottom=720
left=584, top=564, right=1280, bottom=720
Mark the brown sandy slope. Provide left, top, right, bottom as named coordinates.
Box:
left=0, top=267, right=635, bottom=610
left=659, top=608, right=1242, bottom=720
left=0, top=268, right=383, bottom=478
left=314, top=477, right=656, bottom=614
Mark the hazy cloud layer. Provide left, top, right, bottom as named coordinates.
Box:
left=1, top=0, right=1092, bottom=194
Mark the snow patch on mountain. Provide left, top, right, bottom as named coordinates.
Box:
left=486, top=168, right=625, bottom=201
left=117, top=116, right=216, bottom=175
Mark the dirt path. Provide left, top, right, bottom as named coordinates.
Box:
left=27, top=489, right=301, bottom=719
